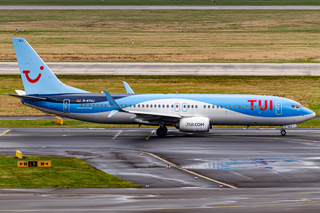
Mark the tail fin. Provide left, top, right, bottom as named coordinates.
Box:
left=12, top=38, right=89, bottom=95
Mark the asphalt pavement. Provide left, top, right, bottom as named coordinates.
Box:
left=2, top=62, right=320, bottom=76
left=1, top=127, right=320, bottom=212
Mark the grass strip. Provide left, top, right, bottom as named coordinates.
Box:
left=2, top=75, right=320, bottom=116
left=0, top=156, right=140, bottom=188
left=0, top=10, right=320, bottom=63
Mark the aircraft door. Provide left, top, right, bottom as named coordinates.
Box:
left=63, top=99, right=70, bottom=113
left=275, top=101, right=282, bottom=115
left=182, top=103, right=188, bottom=112
left=174, top=103, right=180, bottom=112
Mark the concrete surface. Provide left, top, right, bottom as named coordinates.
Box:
left=1, top=127, right=320, bottom=212
left=2, top=62, right=320, bottom=76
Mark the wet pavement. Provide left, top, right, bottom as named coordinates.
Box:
left=1, top=127, right=320, bottom=212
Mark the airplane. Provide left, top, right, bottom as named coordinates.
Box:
left=7, top=38, right=316, bottom=137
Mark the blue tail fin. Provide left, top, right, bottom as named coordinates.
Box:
left=12, top=38, right=89, bottom=95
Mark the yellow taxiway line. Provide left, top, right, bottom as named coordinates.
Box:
left=0, top=129, right=10, bottom=136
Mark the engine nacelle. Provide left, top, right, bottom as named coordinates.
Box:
left=178, top=117, right=210, bottom=132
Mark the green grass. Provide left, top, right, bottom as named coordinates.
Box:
left=0, top=156, right=140, bottom=188
left=2, top=75, right=320, bottom=117
left=0, top=0, right=320, bottom=5
left=1, top=10, right=320, bottom=63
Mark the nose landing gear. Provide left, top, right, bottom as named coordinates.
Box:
left=156, top=126, right=168, bottom=137
left=280, top=128, right=286, bottom=136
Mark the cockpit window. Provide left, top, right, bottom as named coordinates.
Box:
left=291, top=104, right=303, bottom=109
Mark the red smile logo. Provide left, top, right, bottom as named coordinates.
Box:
left=23, top=66, right=43, bottom=83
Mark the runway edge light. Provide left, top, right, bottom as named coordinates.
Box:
left=16, top=150, right=22, bottom=159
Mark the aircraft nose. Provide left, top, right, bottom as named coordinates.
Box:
left=304, top=109, right=316, bottom=120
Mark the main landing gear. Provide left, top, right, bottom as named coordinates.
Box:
left=156, top=126, right=168, bottom=137
left=280, top=128, right=286, bottom=136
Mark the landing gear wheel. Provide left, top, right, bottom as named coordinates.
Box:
left=281, top=129, right=286, bottom=136
left=164, top=126, right=168, bottom=134
left=156, top=127, right=167, bottom=137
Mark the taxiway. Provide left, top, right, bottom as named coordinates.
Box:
left=1, top=127, right=320, bottom=212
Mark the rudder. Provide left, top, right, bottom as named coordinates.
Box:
left=12, top=38, right=89, bottom=95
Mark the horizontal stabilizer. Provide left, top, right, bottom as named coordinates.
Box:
left=6, top=93, right=47, bottom=100
left=15, top=90, right=26, bottom=95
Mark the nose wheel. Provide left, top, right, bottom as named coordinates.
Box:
left=156, top=126, right=168, bottom=137
left=280, top=129, right=286, bottom=136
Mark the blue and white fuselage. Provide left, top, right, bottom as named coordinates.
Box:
left=9, top=38, right=315, bottom=136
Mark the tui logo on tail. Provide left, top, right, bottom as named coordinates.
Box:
left=22, top=66, right=43, bottom=83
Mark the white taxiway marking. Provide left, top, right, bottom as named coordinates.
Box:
left=112, top=130, right=123, bottom=140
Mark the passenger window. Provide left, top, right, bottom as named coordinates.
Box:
left=195, top=105, right=198, bottom=108
left=167, top=105, right=169, bottom=108
left=226, top=106, right=228, bottom=108
left=255, top=106, right=257, bottom=109
left=129, top=104, right=132, bottom=107
left=234, top=106, right=236, bottom=109
left=184, top=105, right=186, bottom=108
left=101, top=104, right=103, bottom=107
left=208, top=105, right=210, bottom=108
left=243, top=106, right=245, bottom=109
left=108, top=104, right=110, bottom=107
left=230, top=106, right=232, bottom=109
left=162, top=104, right=165, bottom=108
left=191, top=105, right=194, bottom=108
left=150, top=105, right=152, bottom=108
left=120, top=104, right=123, bottom=107
left=125, top=104, right=127, bottom=107
left=188, top=105, right=190, bottom=108
left=89, top=104, right=91, bottom=107
left=85, top=104, right=87, bottom=107
left=212, top=105, right=215, bottom=108
left=81, top=104, right=83, bottom=107
left=142, top=104, right=144, bottom=108
left=171, top=105, right=174, bottom=108
left=138, top=104, right=140, bottom=107
left=93, top=104, right=95, bottom=107
left=239, top=106, right=241, bottom=109
left=146, top=104, right=149, bottom=108
left=247, top=106, right=249, bottom=109
left=134, top=105, right=136, bottom=107
left=155, top=105, right=157, bottom=108
left=204, top=105, right=206, bottom=108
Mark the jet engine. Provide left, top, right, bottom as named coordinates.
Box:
left=177, top=117, right=210, bottom=132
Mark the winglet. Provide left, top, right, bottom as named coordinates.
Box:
left=103, top=90, right=126, bottom=112
left=122, top=81, right=134, bottom=94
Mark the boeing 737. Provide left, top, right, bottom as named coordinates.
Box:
left=7, top=38, right=316, bottom=137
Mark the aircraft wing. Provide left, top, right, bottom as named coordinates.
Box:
left=103, top=90, right=181, bottom=120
